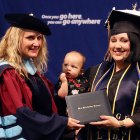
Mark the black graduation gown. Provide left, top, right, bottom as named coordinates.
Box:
left=78, top=61, right=140, bottom=140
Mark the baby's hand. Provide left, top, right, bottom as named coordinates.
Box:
left=60, top=73, right=67, bottom=82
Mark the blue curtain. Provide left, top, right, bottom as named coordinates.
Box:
left=0, top=0, right=138, bottom=84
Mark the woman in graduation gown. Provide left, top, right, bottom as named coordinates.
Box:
left=0, top=13, right=84, bottom=140
left=78, top=9, right=140, bottom=140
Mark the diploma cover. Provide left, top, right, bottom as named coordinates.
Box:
left=65, top=91, right=112, bottom=124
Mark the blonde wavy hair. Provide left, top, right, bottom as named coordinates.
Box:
left=0, top=27, right=48, bottom=78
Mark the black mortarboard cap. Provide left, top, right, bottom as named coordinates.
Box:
left=105, top=9, right=140, bottom=35
left=5, top=13, right=51, bottom=35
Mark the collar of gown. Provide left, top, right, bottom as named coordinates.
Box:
left=23, top=58, right=37, bottom=75
left=0, top=58, right=37, bottom=75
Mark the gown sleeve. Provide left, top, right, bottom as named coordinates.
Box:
left=0, top=68, right=67, bottom=140
left=129, top=81, right=140, bottom=127
left=16, top=107, right=67, bottom=140
left=126, top=61, right=140, bottom=127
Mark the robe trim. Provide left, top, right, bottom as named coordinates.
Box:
left=91, top=63, right=113, bottom=92
left=106, top=64, right=115, bottom=96
left=0, top=64, right=12, bottom=76
left=112, top=64, right=131, bottom=114
left=91, top=63, right=102, bottom=91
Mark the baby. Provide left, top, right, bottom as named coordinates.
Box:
left=55, top=51, right=89, bottom=139
left=55, top=51, right=89, bottom=98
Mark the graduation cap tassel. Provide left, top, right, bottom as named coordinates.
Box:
left=104, top=21, right=112, bottom=62
left=132, top=3, right=137, bottom=10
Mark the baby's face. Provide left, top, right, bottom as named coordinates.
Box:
left=62, top=53, right=83, bottom=79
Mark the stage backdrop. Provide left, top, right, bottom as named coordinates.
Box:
left=0, top=0, right=139, bottom=84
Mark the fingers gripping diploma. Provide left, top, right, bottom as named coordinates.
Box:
left=89, top=115, right=120, bottom=128
left=67, top=118, right=85, bottom=130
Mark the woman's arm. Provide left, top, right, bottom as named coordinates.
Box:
left=89, top=115, right=134, bottom=128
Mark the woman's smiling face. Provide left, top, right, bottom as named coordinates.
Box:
left=109, top=33, right=130, bottom=63
left=21, top=30, right=43, bottom=58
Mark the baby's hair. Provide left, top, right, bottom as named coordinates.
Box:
left=66, top=51, right=86, bottom=68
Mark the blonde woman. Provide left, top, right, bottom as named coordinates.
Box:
left=0, top=13, right=84, bottom=140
